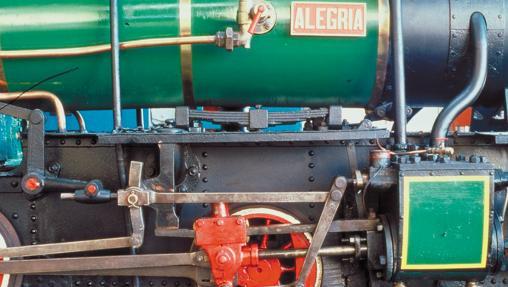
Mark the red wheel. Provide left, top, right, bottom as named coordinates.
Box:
left=233, top=207, right=322, bottom=287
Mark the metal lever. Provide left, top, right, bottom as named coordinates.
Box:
left=296, top=177, right=347, bottom=287
left=126, top=161, right=146, bottom=248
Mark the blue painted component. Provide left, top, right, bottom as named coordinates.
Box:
left=199, top=107, right=303, bottom=132
left=262, top=108, right=303, bottom=132
left=0, top=114, right=23, bottom=169
left=45, top=109, right=149, bottom=132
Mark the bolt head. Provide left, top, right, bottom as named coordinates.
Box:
left=216, top=219, right=224, bottom=226
left=217, top=255, right=229, bottom=264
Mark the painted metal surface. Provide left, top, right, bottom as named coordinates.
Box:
left=0, top=115, right=22, bottom=169
left=401, top=176, right=490, bottom=270
left=0, top=0, right=381, bottom=110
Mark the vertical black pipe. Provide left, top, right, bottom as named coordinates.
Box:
left=110, top=0, right=122, bottom=130
left=391, top=0, right=407, bottom=147
left=136, top=108, right=144, bottom=129
left=431, top=13, right=488, bottom=146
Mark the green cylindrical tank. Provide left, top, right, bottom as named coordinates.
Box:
left=0, top=115, right=23, bottom=169
left=0, top=0, right=386, bottom=110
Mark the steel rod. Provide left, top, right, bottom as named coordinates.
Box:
left=117, top=191, right=331, bottom=205
left=0, top=236, right=132, bottom=258
left=431, top=12, right=488, bottom=146
left=259, top=245, right=367, bottom=259
left=0, top=252, right=204, bottom=274
left=391, top=0, right=407, bottom=147
left=110, top=0, right=122, bottom=130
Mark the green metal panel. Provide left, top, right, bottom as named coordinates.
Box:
left=401, top=177, right=489, bottom=270
left=0, top=114, right=22, bottom=169
left=0, top=0, right=380, bottom=110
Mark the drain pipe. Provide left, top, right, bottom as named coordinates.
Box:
left=391, top=0, right=407, bottom=148
left=431, top=12, right=488, bottom=147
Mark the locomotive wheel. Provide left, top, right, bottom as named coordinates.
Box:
left=0, top=211, right=22, bottom=287
left=233, top=207, right=342, bottom=287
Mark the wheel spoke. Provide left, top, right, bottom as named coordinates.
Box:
left=281, top=266, right=296, bottom=273
left=260, top=219, right=272, bottom=249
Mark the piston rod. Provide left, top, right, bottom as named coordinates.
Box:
left=259, top=245, right=367, bottom=259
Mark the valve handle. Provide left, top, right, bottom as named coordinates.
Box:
left=248, top=5, right=266, bottom=34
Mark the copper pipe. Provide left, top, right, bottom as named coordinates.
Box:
left=0, top=91, right=66, bottom=132
left=0, top=36, right=217, bottom=59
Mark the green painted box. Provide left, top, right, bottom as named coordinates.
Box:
left=401, top=176, right=490, bottom=270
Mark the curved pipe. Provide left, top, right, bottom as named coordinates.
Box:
left=73, top=111, right=87, bottom=133
left=431, top=12, right=488, bottom=147
left=0, top=91, right=67, bottom=132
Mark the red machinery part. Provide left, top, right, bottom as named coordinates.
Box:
left=193, top=204, right=320, bottom=287
left=235, top=208, right=320, bottom=287
left=194, top=203, right=251, bottom=287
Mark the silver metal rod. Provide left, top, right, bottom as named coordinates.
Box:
left=431, top=13, right=488, bottom=146
left=296, top=178, right=346, bottom=287
left=110, top=0, right=122, bottom=130
left=0, top=236, right=132, bottom=258
left=117, top=191, right=330, bottom=206
left=259, top=245, right=367, bottom=259
left=0, top=252, right=205, bottom=274
left=391, top=0, right=407, bottom=146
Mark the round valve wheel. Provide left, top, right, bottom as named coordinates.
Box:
left=0, top=211, right=22, bottom=287
left=233, top=207, right=322, bottom=287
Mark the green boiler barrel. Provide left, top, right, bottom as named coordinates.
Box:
left=0, top=0, right=387, bottom=110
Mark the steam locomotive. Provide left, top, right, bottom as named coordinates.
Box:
left=0, top=0, right=507, bottom=286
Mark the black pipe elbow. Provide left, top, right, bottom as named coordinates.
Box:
left=431, top=12, right=489, bottom=146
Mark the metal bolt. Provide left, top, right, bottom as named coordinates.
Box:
left=196, top=255, right=204, bottom=262
left=196, top=221, right=204, bottom=227
left=202, top=152, right=208, bottom=158
left=308, top=163, right=315, bottom=168
left=236, top=218, right=243, bottom=225
left=187, top=166, right=198, bottom=176
left=202, top=164, right=208, bottom=170
left=10, top=181, right=18, bottom=188
left=11, top=213, right=18, bottom=219
left=217, top=255, right=229, bottom=264
left=216, top=219, right=224, bottom=226
left=308, top=150, right=315, bottom=156
left=376, top=224, right=384, bottom=232
left=308, top=176, right=315, bottom=182
left=202, top=177, right=208, bottom=183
